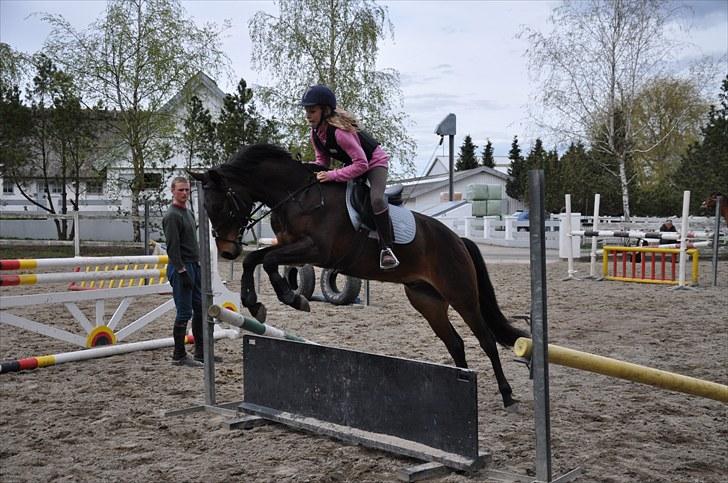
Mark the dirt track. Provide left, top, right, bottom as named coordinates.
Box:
left=1, top=258, right=726, bottom=482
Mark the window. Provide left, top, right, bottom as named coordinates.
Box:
left=49, top=180, right=63, bottom=194
left=86, top=180, right=103, bottom=195
left=2, top=179, right=13, bottom=194
left=143, top=172, right=163, bottom=189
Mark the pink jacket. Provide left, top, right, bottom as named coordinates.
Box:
left=312, top=125, right=389, bottom=182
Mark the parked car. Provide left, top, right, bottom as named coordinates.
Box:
left=513, top=210, right=529, bottom=231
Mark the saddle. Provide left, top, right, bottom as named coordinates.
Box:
left=345, top=180, right=416, bottom=245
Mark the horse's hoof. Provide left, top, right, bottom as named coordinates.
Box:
left=504, top=398, right=521, bottom=413
left=293, top=295, right=311, bottom=312
left=250, top=303, right=267, bottom=323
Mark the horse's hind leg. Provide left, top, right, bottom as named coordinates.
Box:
left=448, top=296, right=517, bottom=408
left=404, top=282, right=467, bottom=367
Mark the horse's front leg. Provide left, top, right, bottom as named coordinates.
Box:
left=261, top=237, right=321, bottom=313
left=241, top=246, right=278, bottom=322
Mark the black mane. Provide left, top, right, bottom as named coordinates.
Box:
left=228, top=143, right=293, bottom=168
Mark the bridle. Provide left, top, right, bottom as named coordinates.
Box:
left=210, top=175, right=323, bottom=248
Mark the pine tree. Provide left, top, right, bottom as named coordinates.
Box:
left=455, top=134, right=478, bottom=171
left=506, top=136, right=527, bottom=200
left=217, top=78, right=281, bottom=159
left=673, top=75, right=728, bottom=212
left=182, top=96, right=219, bottom=168
left=481, top=139, right=495, bottom=168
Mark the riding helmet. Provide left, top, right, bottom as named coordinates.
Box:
left=300, top=85, right=336, bottom=109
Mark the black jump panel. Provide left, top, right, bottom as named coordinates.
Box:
left=241, top=335, right=480, bottom=468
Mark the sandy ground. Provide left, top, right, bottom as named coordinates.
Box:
left=1, top=255, right=726, bottom=483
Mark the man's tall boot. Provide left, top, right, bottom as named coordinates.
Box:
left=172, top=321, right=188, bottom=360
left=373, top=209, right=400, bottom=269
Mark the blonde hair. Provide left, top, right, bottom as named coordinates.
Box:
left=325, top=107, right=360, bottom=133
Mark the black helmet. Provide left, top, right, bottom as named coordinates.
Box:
left=300, top=85, right=336, bottom=109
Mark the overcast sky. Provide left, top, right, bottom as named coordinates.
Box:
left=1, top=0, right=726, bottom=174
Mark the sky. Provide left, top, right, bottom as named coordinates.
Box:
left=1, top=0, right=726, bottom=175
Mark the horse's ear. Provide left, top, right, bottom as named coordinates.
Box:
left=208, top=169, right=225, bottom=185
left=188, top=170, right=207, bottom=183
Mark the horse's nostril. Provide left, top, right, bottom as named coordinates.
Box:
left=221, top=251, right=236, bottom=260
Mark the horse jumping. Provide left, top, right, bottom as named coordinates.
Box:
left=190, top=144, right=528, bottom=407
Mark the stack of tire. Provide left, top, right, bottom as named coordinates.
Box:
left=466, top=184, right=504, bottom=217
left=280, top=265, right=362, bottom=305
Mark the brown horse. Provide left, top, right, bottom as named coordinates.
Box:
left=701, top=192, right=728, bottom=228
left=190, top=144, right=528, bottom=407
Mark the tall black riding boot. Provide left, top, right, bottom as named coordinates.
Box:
left=191, top=316, right=203, bottom=360
left=172, top=321, right=188, bottom=360
left=373, top=210, right=400, bottom=269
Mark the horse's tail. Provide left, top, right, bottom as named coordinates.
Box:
left=461, top=237, right=530, bottom=347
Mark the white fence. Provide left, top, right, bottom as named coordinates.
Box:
left=437, top=215, right=561, bottom=248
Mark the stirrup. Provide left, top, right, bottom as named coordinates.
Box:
left=379, top=248, right=400, bottom=270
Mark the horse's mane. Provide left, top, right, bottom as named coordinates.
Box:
left=228, top=143, right=294, bottom=169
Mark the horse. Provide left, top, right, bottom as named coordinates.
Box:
left=190, top=143, right=529, bottom=407
left=701, top=192, right=728, bottom=228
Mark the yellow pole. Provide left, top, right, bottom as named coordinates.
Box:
left=514, top=338, right=728, bottom=403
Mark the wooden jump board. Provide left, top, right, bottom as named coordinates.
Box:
left=239, top=335, right=489, bottom=472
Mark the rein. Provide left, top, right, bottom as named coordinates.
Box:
left=214, top=174, right=323, bottom=247
left=242, top=178, right=324, bottom=232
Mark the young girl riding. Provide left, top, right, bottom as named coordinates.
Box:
left=301, top=84, right=400, bottom=270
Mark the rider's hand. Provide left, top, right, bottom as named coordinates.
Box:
left=316, top=171, right=331, bottom=182
left=179, top=270, right=193, bottom=290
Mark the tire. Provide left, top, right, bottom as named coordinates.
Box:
left=281, top=264, right=315, bottom=300
left=319, top=268, right=362, bottom=305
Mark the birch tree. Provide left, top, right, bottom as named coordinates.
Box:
left=41, top=0, right=230, bottom=240
left=249, top=0, right=415, bottom=177
left=521, top=0, right=698, bottom=219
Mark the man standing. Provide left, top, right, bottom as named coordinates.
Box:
left=163, top=176, right=204, bottom=367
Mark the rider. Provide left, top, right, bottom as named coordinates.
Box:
left=301, top=84, right=399, bottom=270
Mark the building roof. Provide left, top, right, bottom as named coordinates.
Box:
left=396, top=165, right=511, bottom=201
left=160, top=71, right=226, bottom=114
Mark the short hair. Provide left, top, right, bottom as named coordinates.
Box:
left=171, top=176, right=189, bottom=190
left=665, top=219, right=672, bottom=223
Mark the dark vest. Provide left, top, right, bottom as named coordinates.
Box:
left=312, top=125, right=380, bottom=164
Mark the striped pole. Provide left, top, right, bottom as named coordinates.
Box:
left=0, top=255, right=168, bottom=270
left=0, top=328, right=239, bottom=374
left=1, top=268, right=167, bottom=286
left=514, top=338, right=728, bottom=403
left=572, top=230, right=714, bottom=240
left=208, top=305, right=310, bottom=343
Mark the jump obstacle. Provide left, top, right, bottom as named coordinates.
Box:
left=520, top=172, right=726, bottom=483
left=164, top=183, right=491, bottom=481
left=563, top=190, right=722, bottom=286
left=0, top=235, right=241, bottom=373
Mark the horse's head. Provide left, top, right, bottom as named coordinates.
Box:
left=700, top=192, right=723, bottom=210
left=189, top=167, right=253, bottom=260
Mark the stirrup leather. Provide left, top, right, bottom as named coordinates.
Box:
left=379, top=248, right=400, bottom=269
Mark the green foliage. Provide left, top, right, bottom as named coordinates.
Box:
left=673, top=75, right=728, bottom=213
left=455, top=135, right=478, bottom=171
left=481, top=139, right=495, bottom=168
left=41, top=0, right=230, bottom=240
left=181, top=78, right=282, bottom=168
left=217, top=79, right=281, bottom=159
left=249, top=0, right=415, bottom=177
left=182, top=96, right=219, bottom=168
left=506, top=136, right=527, bottom=201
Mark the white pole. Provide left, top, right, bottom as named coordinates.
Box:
left=0, top=329, right=238, bottom=374
left=73, top=211, right=80, bottom=257
left=564, top=194, right=575, bottom=280
left=589, top=194, right=600, bottom=278
left=677, top=191, right=690, bottom=288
